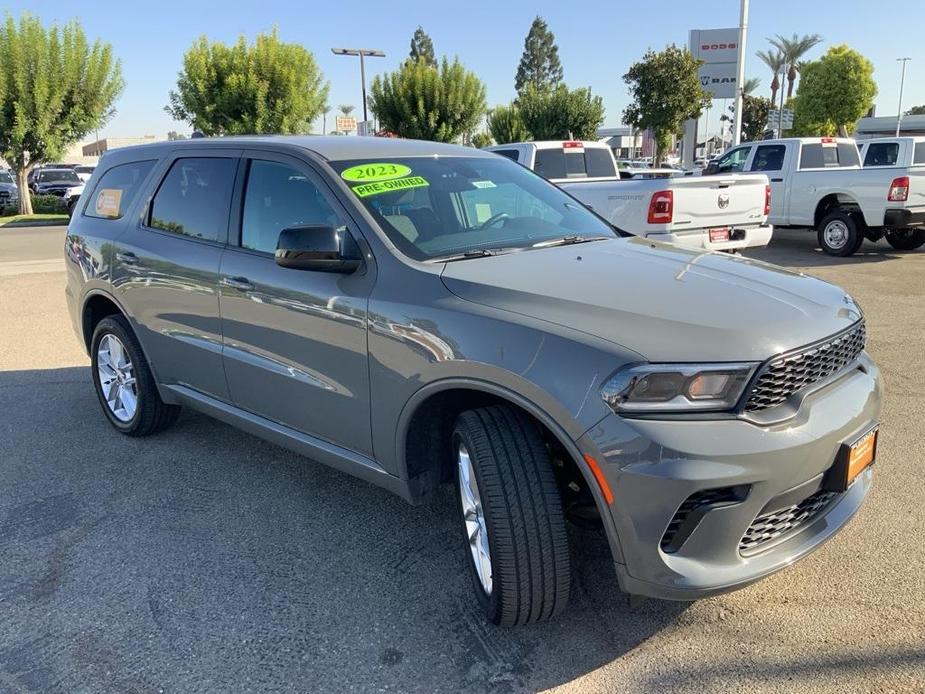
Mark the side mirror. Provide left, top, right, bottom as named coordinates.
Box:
left=703, top=163, right=719, bottom=176
left=275, top=225, right=361, bottom=273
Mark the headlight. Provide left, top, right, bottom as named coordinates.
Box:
left=601, top=363, right=757, bottom=414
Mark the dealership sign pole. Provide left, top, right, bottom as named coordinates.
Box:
left=732, top=0, right=749, bottom=145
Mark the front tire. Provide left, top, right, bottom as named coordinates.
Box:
left=90, top=315, right=180, bottom=436
left=453, top=405, right=571, bottom=626
left=885, top=229, right=925, bottom=251
left=817, top=209, right=863, bottom=257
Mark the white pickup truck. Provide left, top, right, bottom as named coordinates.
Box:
left=704, top=136, right=925, bottom=255
left=485, top=140, right=773, bottom=252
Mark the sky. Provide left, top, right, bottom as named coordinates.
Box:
left=7, top=0, right=924, bottom=142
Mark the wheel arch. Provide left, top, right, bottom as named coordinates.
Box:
left=395, top=378, right=624, bottom=562
left=814, top=193, right=866, bottom=227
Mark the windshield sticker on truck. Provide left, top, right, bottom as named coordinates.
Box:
left=95, top=188, right=122, bottom=217
left=351, top=176, right=430, bottom=198
left=341, top=163, right=413, bottom=183
left=471, top=180, right=496, bottom=189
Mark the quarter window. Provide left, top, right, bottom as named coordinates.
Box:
left=84, top=160, right=155, bottom=220
left=241, top=160, right=344, bottom=254
left=148, top=158, right=237, bottom=242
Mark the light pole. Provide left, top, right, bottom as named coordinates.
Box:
left=896, top=57, right=911, bottom=137
left=331, top=47, right=386, bottom=129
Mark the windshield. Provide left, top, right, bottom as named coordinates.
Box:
left=330, top=156, right=616, bottom=261
left=39, top=169, right=81, bottom=183
left=0, top=171, right=12, bottom=184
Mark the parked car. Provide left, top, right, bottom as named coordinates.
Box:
left=74, top=164, right=96, bottom=183
left=486, top=140, right=772, bottom=252
left=30, top=167, right=85, bottom=198
left=66, top=136, right=881, bottom=625
left=703, top=137, right=925, bottom=255
left=0, top=169, right=20, bottom=208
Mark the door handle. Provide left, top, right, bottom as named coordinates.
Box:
left=771, top=177, right=784, bottom=182
left=221, top=276, right=254, bottom=291
left=116, top=251, right=139, bottom=265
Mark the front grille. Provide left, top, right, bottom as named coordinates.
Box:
left=739, top=489, right=837, bottom=555
left=744, top=321, right=866, bottom=412
left=661, top=486, right=748, bottom=553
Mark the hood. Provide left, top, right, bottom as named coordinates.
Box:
left=440, top=238, right=862, bottom=362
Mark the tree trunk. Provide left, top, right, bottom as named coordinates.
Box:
left=838, top=123, right=849, bottom=138
left=786, top=65, right=797, bottom=99
left=16, top=167, right=33, bottom=216
left=770, top=74, right=779, bottom=107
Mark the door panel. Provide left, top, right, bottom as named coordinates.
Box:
left=219, top=152, right=374, bottom=455
left=112, top=151, right=241, bottom=400
left=748, top=143, right=788, bottom=224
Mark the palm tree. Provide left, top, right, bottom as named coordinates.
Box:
left=769, top=33, right=823, bottom=98
left=338, top=104, right=355, bottom=117
left=322, top=104, right=331, bottom=134
left=742, top=77, right=761, bottom=96
left=756, top=50, right=786, bottom=104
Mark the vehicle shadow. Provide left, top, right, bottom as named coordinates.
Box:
left=0, top=367, right=687, bottom=694
left=744, top=228, right=907, bottom=268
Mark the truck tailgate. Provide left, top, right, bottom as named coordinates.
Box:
left=668, top=174, right=769, bottom=230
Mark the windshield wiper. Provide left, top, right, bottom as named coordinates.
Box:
left=531, top=235, right=610, bottom=248
left=433, top=246, right=527, bottom=263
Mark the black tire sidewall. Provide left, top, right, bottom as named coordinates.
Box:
left=885, top=229, right=925, bottom=251
left=90, top=316, right=147, bottom=433
left=818, top=211, right=861, bottom=257
left=451, top=426, right=503, bottom=622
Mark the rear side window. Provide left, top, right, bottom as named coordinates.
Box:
left=800, top=142, right=859, bottom=169
left=84, top=160, right=156, bottom=220
left=490, top=149, right=519, bottom=161
left=750, top=145, right=786, bottom=172
left=914, top=142, right=925, bottom=165
left=863, top=142, right=899, bottom=167
left=534, top=150, right=567, bottom=179
left=148, top=158, right=237, bottom=242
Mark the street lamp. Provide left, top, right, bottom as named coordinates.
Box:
left=331, top=47, right=386, bottom=129
left=896, top=57, right=911, bottom=137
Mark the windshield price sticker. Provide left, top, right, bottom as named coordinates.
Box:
left=352, top=176, right=430, bottom=198
left=341, top=163, right=412, bottom=183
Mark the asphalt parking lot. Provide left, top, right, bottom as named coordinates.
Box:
left=1, top=226, right=923, bottom=693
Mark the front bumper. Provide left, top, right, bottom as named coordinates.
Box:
left=645, top=223, right=773, bottom=252
left=578, top=353, right=882, bottom=600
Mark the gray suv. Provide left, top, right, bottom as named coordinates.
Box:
left=65, top=137, right=882, bottom=626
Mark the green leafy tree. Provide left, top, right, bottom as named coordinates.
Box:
left=518, top=85, right=604, bottom=140
left=487, top=104, right=530, bottom=144
left=166, top=30, right=329, bottom=136
left=768, top=33, right=823, bottom=98
left=471, top=132, right=493, bottom=149
left=787, top=95, right=836, bottom=137
left=338, top=104, right=355, bottom=117
left=0, top=14, right=124, bottom=214
left=514, top=16, right=564, bottom=94
left=409, top=26, right=436, bottom=67
left=370, top=57, right=486, bottom=142
left=793, top=46, right=876, bottom=137
left=904, top=104, right=925, bottom=116
left=622, top=45, right=711, bottom=165
left=756, top=49, right=786, bottom=104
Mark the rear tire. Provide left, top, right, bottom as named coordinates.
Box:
left=90, top=315, right=180, bottom=436
left=885, top=229, right=925, bottom=251
left=452, top=405, right=571, bottom=626
left=817, top=209, right=863, bottom=257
